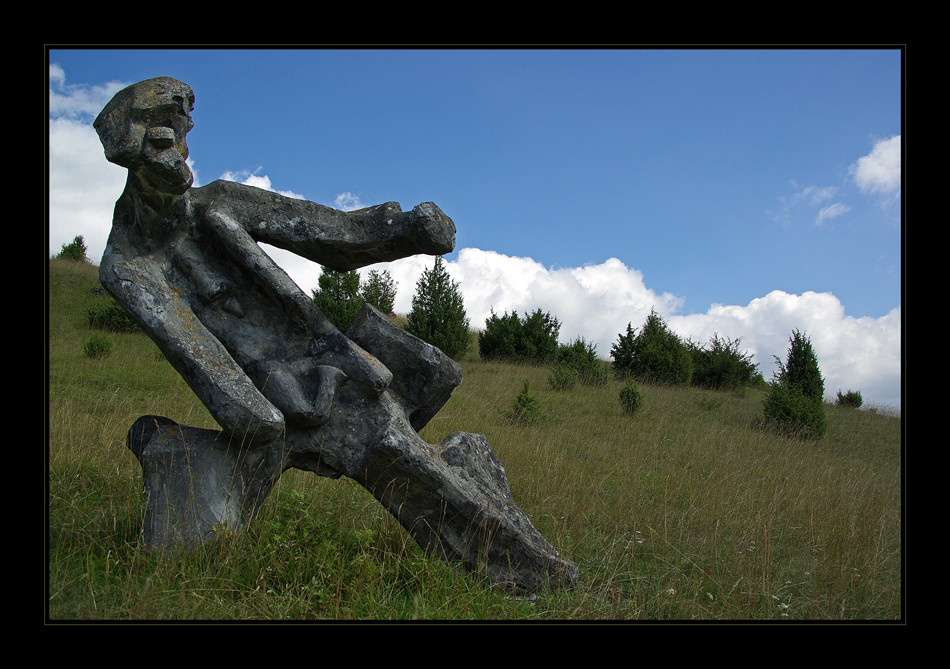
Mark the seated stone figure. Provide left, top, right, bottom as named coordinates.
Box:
left=94, top=77, right=455, bottom=444
left=95, top=77, right=578, bottom=591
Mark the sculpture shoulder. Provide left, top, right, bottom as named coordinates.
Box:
left=191, top=179, right=337, bottom=221
left=191, top=179, right=301, bottom=208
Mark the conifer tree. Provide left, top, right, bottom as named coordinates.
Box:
left=359, top=269, right=398, bottom=315
left=610, top=309, right=692, bottom=385
left=762, top=329, right=827, bottom=438
left=312, top=267, right=364, bottom=332
left=56, top=235, right=88, bottom=262
left=405, top=257, right=470, bottom=360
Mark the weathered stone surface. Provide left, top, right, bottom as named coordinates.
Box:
left=126, top=415, right=283, bottom=549
left=347, top=302, right=463, bottom=432
left=97, top=76, right=578, bottom=591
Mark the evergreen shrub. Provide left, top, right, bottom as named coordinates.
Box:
left=836, top=389, right=863, bottom=409
left=761, top=330, right=827, bottom=438
left=610, top=309, right=692, bottom=385
left=479, top=308, right=561, bottom=363
left=87, top=298, right=139, bottom=333
left=360, top=269, right=397, bottom=315
left=557, top=337, right=607, bottom=385
left=312, top=268, right=365, bottom=332
left=619, top=380, right=644, bottom=415
left=508, top=380, right=543, bottom=423
left=83, top=333, right=113, bottom=359
left=56, top=235, right=88, bottom=262
left=688, top=334, right=759, bottom=391
left=548, top=364, right=577, bottom=391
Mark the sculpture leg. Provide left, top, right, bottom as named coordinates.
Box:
left=356, top=414, right=579, bottom=591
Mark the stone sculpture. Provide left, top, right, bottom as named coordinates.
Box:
left=94, top=77, right=578, bottom=592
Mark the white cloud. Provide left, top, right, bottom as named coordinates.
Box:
left=670, top=291, right=901, bottom=410
left=48, top=63, right=128, bottom=119
left=816, top=201, right=852, bottom=225
left=48, top=66, right=132, bottom=259
left=219, top=169, right=305, bottom=200
left=48, top=117, right=127, bottom=259
left=775, top=182, right=850, bottom=227
left=851, top=135, right=901, bottom=197
left=333, top=192, right=366, bottom=211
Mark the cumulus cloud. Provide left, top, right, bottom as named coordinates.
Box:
left=670, top=292, right=901, bottom=410
left=851, top=135, right=901, bottom=197
left=219, top=169, right=304, bottom=199
left=48, top=64, right=127, bottom=119
left=333, top=192, right=367, bottom=211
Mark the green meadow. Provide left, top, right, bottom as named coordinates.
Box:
left=47, top=258, right=902, bottom=621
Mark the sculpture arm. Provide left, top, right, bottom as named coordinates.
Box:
left=99, top=250, right=286, bottom=443
left=200, top=180, right=456, bottom=271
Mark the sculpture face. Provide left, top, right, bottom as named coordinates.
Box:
left=94, top=76, right=196, bottom=195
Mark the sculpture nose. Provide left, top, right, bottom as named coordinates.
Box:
left=147, top=126, right=176, bottom=149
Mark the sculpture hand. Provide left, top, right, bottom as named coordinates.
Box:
left=405, top=202, right=456, bottom=257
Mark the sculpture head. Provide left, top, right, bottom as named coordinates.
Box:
left=94, top=77, right=196, bottom=195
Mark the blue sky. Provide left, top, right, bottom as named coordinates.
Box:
left=47, top=47, right=902, bottom=410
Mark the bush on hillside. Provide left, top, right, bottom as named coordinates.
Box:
left=761, top=381, right=827, bottom=438
left=836, top=389, right=863, bottom=409
left=479, top=308, right=561, bottom=363
left=87, top=298, right=140, bottom=333
left=557, top=337, right=607, bottom=385
left=56, top=235, right=89, bottom=262
left=619, top=380, right=644, bottom=415
left=548, top=364, right=577, bottom=391
left=761, top=330, right=827, bottom=438
left=83, top=333, right=113, bottom=359
left=610, top=309, right=692, bottom=385
left=688, top=333, right=759, bottom=391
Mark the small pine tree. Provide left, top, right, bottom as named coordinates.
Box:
left=405, top=257, right=470, bottom=360
left=56, top=235, right=88, bottom=262
left=360, top=269, right=398, bottom=315
left=779, top=329, right=825, bottom=402
left=762, top=330, right=827, bottom=438
left=619, top=380, right=644, bottom=415
left=509, top=380, right=542, bottom=423
left=312, top=267, right=365, bottom=331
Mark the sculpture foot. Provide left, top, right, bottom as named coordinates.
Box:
left=359, top=421, right=579, bottom=592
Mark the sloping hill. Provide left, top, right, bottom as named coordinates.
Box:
left=47, top=257, right=903, bottom=620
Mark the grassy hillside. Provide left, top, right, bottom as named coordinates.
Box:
left=47, top=258, right=903, bottom=621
